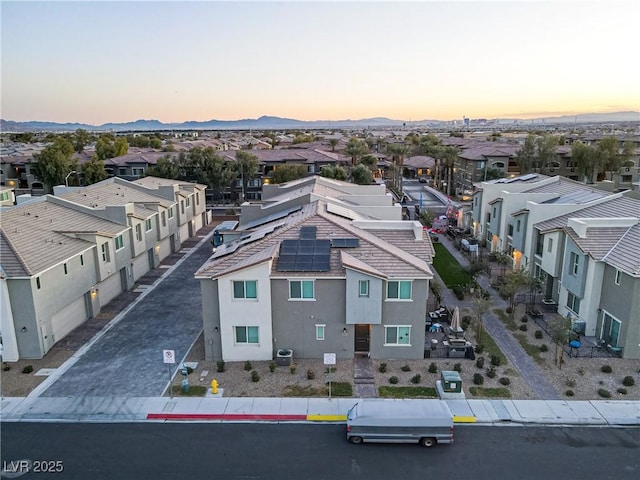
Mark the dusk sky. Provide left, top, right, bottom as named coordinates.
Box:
left=2, top=1, right=639, bottom=125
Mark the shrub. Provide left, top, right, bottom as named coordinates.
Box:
left=453, top=363, right=462, bottom=373
left=520, top=316, right=528, bottom=323
left=428, top=362, right=438, bottom=374
left=518, top=324, right=528, bottom=332
left=617, top=388, right=628, bottom=395
left=411, top=374, right=422, bottom=384
left=490, top=355, right=501, bottom=366
left=22, top=365, right=33, bottom=374
left=452, top=285, right=464, bottom=300
left=401, top=364, right=411, bottom=372
left=269, top=362, right=276, bottom=373
left=535, top=330, right=543, bottom=340
left=461, top=315, right=473, bottom=330
left=566, top=379, right=576, bottom=388
left=565, top=390, right=575, bottom=397
left=601, top=365, right=612, bottom=373
left=306, top=369, right=315, bottom=380
left=475, top=357, right=485, bottom=369
left=378, top=362, right=387, bottom=373
left=622, top=376, right=635, bottom=386
left=486, top=366, right=497, bottom=379
left=186, top=366, right=194, bottom=375
left=244, top=361, right=252, bottom=371
left=505, top=307, right=512, bottom=314
left=3, top=364, right=10, bottom=372
left=473, top=373, right=484, bottom=385
left=251, top=370, right=260, bottom=382
left=598, top=388, right=611, bottom=398
left=475, top=345, right=484, bottom=354
left=499, top=377, right=511, bottom=386
left=216, top=361, right=226, bottom=373
left=540, top=344, right=549, bottom=352
left=290, top=365, right=297, bottom=374
left=389, top=376, right=399, bottom=384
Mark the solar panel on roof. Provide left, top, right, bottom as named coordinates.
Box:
left=300, top=226, right=317, bottom=239
left=331, top=238, right=359, bottom=248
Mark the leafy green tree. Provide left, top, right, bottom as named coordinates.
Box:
left=351, top=164, right=373, bottom=185
left=345, top=138, right=368, bottom=166
left=484, top=167, right=505, bottom=181
left=199, top=148, right=236, bottom=202
left=146, top=154, right=180, bottom=179
left=386, top=143, right=409, bottom=192
left=597, top=136, right=621, bottom=180
left=514, top=134, right=536, bottom=174
left=571, top=141, right=598, bottom=183
left=498, top=269, right=531, bottom=318
left=320, top=165, right=347, bottom=181
left=33, top=137, right=76, bottom=190
left=114, top=137, right=128, bottom=157
left=235, top=150, right=260, bottom=202
left=73, top=129, right=92, bottom=153
left=9, top=132, right=35, bottom=143
left=359, top=154, right=377, bottom=170
left=82, top=156, right=108, bottom=185
left=535, top=135, right=558, bottom=172
left=95, top=134, right=128, bottom=160
left=548, top=315, right=571, bottom=369
left=270, top=164, right=307, bottom=184
left=328, top=138, right=339, bottom=152
left=150, top=137, right=162, bottom=149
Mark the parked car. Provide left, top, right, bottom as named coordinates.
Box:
left=418, top=176, right=428, bottom=183
left=460, top=238, right=478, bottom=252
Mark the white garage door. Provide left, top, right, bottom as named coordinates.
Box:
left=51, top=295, right=88, bottom=343
left=98, top=270, right=124, bottom=305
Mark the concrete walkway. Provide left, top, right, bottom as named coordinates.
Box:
left=433, top=234, right=560, bottom=400
left=353, top=356, right=376, bottom=398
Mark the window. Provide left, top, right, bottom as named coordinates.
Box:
left=233, top=280, right=257, bottom=299
left=385, top=326, right=411, bottom=345
left=132, top=167, right=144, bottom=176
left=101, top=242, right=110, bottom=262
left=547, top=238, right=553, bottom=253
left=36, top=277, right=41, bottom=289
left=186, top=196, right=191, bottom=208
left=570, top=252, right=579, bottom=275
left=235, top=326, right=259, bottom=344
left=145, top=218, right=152, bottom=232
left=507, top=224, right=513, bottom=236
left=168, top=207, right=174, bottom=219
left=602, top=313, right=621, bottom=347
left=180, top=200, right=185, bottom=214
left=63, top=263, right=68, bottom=275
left=80, top=254, right=84, bottom=266
left=493, top=207, right=496, bottom=217
left=115, top=234, right=124, bottom=251
left=135, top=224, right=142, bottom=241
left=615, top=269, right=621, bottom=285
left=196, top=192, right=200, bottom=205
left=289, top=280, right=314, bottom=300
left=516, top=220, right=521, bottom=233
left=315, top=324, right=325, bottom=341
left=161, top=211, right=166, bottom=227
left=566, top=292, right=580, bottom=314
left=387, top=280, right=412, bottom=300
left=359, top=280, right=369, bottom=297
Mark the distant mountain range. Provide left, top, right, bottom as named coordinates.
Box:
left=1, top=111, right=638, bottom=132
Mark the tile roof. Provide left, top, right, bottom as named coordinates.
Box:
left=0, top=196, right=125, bottom=277
left=602, top=224, right=640, bottom=276
left=58, top=177, right=174, bottom=209
left=195, top=201, right=434, bottom=281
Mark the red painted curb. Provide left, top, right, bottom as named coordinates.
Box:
left=146, top=413, right=307, bottom=421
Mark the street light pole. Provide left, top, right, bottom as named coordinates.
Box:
left=65, top=170, right=77, bottom=187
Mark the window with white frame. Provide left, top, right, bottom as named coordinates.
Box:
left=387, top=280, right=412, bottom=300
left=63, top=263, right=68, bottom=275
left=570, top=252, right=579, bottom=275
left=233, top=280, right=257, bottom=299
left=180, top=200, right=185, bottom=214
left=115, top=234, right=124, bottom=251
left=145, top=218, right=152, bottom=232
left=384, top=326, right=411, bottom=345
left=36, top=277, right=41, bottom=289
left=359, top=280, right=369, bottom=297
left=196, top=192, right=200, bottom=205
left=315, top=324, right=325, bottom=341
left=615, top=269, right=621, bottom=285
left=235, top=326, right=259, bottom=344
left=547, top=238, right=553, bottom=253
left=289, top=280, right=314, bottom=300
left=566, top=291, right=580, bottom=314
left=602, top=313, right=621, bottom=347
left=161, top=211, right=167, bottom=227
left=168, top=207, right=174, bottom=219
left=186, top=196, right=191, bottom=208
left=135, top=224, right=142, bottom=241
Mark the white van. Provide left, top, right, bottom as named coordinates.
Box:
left=346, top=399, right=454, bottom=447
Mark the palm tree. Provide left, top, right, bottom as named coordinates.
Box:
left=328, top=138, right=339, bottom=152
left=386, top=143, right=409, bottom=192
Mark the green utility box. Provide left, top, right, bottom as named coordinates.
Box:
left=441, top=371, right=462, bottom=393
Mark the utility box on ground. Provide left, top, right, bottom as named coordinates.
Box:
left=441, top=371, right=462, bottom=393
left=276, top=349, right=293, bottom=366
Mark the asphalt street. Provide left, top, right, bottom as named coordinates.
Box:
left=2, top=423, right=639, bottom=480
left=40, top=235, right=214, bottom=397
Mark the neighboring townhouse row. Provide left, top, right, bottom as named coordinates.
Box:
left=470, top=173, right=640, bottom=358
left=0, top=176, right=208, bottom=361
left=195, top=200, right=435, bottom=362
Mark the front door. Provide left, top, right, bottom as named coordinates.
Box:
left=354, top=324, right=370, bottom=353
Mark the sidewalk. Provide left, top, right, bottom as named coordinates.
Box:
left=2, top=395, right=638, bottom=426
